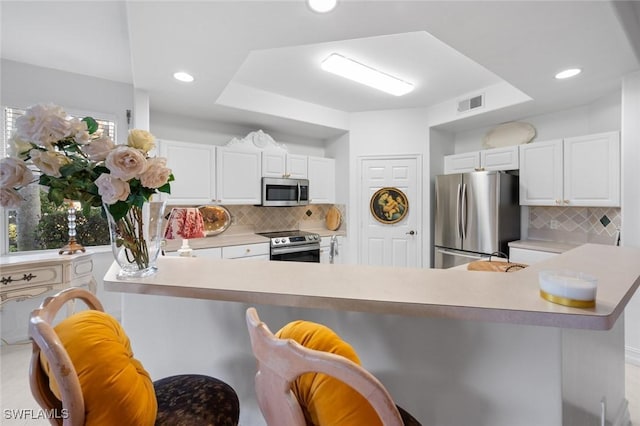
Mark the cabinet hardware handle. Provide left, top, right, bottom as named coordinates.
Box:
left=406, top=230, right=416, bottom=235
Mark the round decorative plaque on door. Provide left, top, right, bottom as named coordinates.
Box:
left=370, top=187, right=408, bottom=224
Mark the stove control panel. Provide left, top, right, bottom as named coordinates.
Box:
left=271, top=234, right=319, bottom=247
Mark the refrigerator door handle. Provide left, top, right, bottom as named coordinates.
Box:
left=456, top=183, right=462, bottom=240
left=461, top=183, right=467, bottom=241
left=435, top=248, right=487, bottom=260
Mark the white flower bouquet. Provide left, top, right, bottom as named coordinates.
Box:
left=0, top=103, right=173, bottom=270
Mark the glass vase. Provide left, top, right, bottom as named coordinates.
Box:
left=104, top=201, right=167, bottom=279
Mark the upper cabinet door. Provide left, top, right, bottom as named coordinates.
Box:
left=262, top=150, right=287, bottom=178
left=308, top=156, right=335, bottom=204
left=563, top=131, right=620, bottom=207
left=481, top=146, right=519, bottom=171
left=519, top=139, right=563, bottom=206
left=159, top=140, right=216, bottom=205
left=444, top=152, right=480, bottom=174
left=262, top=152, right=308, bottom=178
left=216, top=146, right=262, bottom=204
left=286, top=154, right=308, bottom=179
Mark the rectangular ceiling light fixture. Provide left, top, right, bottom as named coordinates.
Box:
left=321, top=53, right=414, bottom=96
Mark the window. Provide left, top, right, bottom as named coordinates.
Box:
left=3, top=106, right=113, bottom=253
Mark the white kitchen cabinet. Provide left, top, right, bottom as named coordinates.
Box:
left=481, top=146, right=519, bottom=171
left=509, top=247, right=558, bottom=264
left=159, top=140, right=217, bottom=204
left=519, top=139, right=564, bottom=205
left=216, top=146, right=262, bottom=204
left=320, top=236, right=342, bottom=264
left=444, top=151, right=480, bottom=174
left=222, top=243, right=269, bottom=260
left=519, top=131, right=620, bottom=206
left=262, top=151, right=308, bottom=178
left=444, top=146, right=519, bottom=174
left=307, top=156, right=335, bottom=204
left=563, top=132, right=620, bottom=206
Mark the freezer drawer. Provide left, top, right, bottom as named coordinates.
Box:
left=434, top=247, right=489, bottom=269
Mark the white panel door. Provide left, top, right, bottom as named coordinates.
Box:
left=360, top=157, right=420, bottom=268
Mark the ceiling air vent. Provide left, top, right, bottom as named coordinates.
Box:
left=457, top=94, right=484, bottom=113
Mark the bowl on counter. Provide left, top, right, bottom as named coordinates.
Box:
left=538, top=270, right=597, bottom=308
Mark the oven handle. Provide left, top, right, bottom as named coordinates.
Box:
left=271, top=244, right=320, bottom=256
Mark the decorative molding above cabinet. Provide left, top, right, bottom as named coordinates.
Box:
left=444, top=145, right=519, bottom=174
left=519, top=131, right=620, bottom=207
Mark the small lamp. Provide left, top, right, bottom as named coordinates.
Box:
left=164, top=208, right=205, bottom=257
left=59, top=200, right=86, bottom=255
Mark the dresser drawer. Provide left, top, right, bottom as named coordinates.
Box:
left=1, top=264, right=63, bottom=291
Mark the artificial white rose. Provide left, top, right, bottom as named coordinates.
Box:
left=127, top=129, right=156, bottom=153
left=16, top=103, right=71, bottom=148
left=82, top=135, right=116, bottom=161
left=0, top=157, right=34, bottom=188
left=0, top=188, right=23, bottom=208
left=8, top=134, right=33, bottom=159
left=105, top=146, right=147, bottom=181
left=69, top=118, right=90, bottom=145
left=29, top=149, right=70, bottom=178
left=139, top=157, right=171, bottom=189
left=95, top=173, right=131, bottom=205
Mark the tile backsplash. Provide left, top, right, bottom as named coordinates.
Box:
left=528, top=206, right=620, bottom=245
left=165, top=203, right=346, bottom=236
left=225, top=204, right=346, bottom=233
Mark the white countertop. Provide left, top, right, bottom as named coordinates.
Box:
left=508, top=239, right=581, bottom=253
left=104, top=244, right=640, bottom=331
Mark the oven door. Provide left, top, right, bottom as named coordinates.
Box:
left=270, top=245, right=320, bottom=262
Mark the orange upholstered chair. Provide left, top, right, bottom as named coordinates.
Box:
left=245, top=307, right=421, bottom=426
left=29, top=287, right=239, bottom=426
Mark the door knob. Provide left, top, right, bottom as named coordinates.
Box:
left=406, top=230, right=416, bottom=235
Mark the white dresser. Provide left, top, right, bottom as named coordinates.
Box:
left=0, top=251, right=96, bottom=306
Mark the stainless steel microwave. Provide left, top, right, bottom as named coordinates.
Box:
left=262, top=177, right=309, bottom=206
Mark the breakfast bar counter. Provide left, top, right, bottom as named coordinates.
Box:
left=103, top=243, right=640, bottom=426
left=104, top=244, right=640, bottom=330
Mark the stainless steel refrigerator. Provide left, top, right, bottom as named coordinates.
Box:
left=434, top=171, right=520, bottom=268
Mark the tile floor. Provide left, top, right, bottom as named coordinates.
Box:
left=1, top=342, right=638, bottom=425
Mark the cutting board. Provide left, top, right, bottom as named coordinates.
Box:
left=325, top=206, right=342, bottom=231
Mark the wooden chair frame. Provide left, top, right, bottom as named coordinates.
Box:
left=245, top=307, right=404, bottom=426
left=29, top=287, right=104, bottom=426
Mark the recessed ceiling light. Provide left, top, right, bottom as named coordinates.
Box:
left=307, top=0, right=337, bottom=13
left=321, top=53, right=414, bottom=96
left=555, top=68, right=582, bottom=79
left=173, top=71, right=194, bottom=83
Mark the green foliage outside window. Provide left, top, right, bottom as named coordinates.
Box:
left=8, top=190, right=109, bottom=252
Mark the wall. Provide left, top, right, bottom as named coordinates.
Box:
left=347, top=108, right=429, bottom=266
left=150, top=109, right=326, bottom=157
left=427, top=128, right=455, bottom=266
left=0, top=59, right=133, bottom=141
left=453, top=90, right=621, bottom=153
left=621, top=71, right=640, bottom=364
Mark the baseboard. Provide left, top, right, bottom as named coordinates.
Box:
left=612, top=399, right=630, bottom=426
left=626, top=345, right=640, bottom=366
